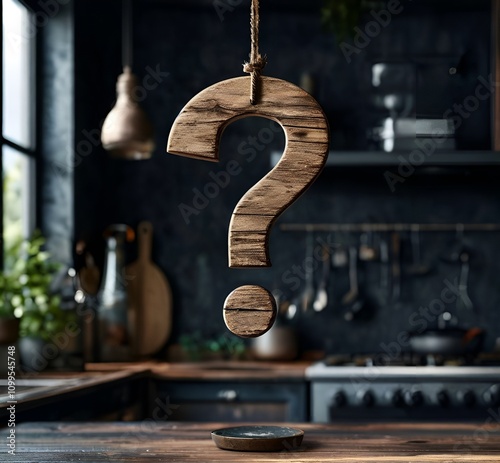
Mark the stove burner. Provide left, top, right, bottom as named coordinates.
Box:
left=322, top=352, right=500, bottom=368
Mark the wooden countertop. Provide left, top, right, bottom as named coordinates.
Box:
left=0, top=361, right=308, bottom=408
left=149, top=361, right=309, bottom=380
left=85, top=360, right=310, bottom=380
left=0, top=368, right=149, bottom=409
left=3, top=422, right=499, bottom=462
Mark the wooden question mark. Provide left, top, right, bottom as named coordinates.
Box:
left=168, top=76, right=329, bottom=337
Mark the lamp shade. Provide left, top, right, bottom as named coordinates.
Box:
left=101, top=66, right=155, bottom=160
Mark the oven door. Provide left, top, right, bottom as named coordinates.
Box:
left=311, top=380, right=498, bottom=423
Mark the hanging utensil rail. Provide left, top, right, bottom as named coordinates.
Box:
left=280, top=223, right=500, bottom=233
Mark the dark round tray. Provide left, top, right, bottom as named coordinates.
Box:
left=211, top=425, right=304, bottom=452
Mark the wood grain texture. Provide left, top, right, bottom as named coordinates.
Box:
left=223, top=285, right=277, bottom=337
left=167, top=76, right=329, bottom=268
left=126, top=222, right=173, bottom=356
left=5, top=422, right=500, bottom=462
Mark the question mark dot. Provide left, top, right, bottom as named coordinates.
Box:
left=223, top=285, right=277, bottom=338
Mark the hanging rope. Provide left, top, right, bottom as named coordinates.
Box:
left=243, top=0, right=267, bottom=105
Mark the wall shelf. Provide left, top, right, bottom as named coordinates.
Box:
left=271, top=151, right=500, bottom=168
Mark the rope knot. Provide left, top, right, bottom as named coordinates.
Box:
left=243, top=55, right=267, bottom=74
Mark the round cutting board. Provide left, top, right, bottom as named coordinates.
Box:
left=126, top=222, right=172, bottom=356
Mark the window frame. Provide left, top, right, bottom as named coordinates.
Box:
left=1, top=0, right=38, bottom=265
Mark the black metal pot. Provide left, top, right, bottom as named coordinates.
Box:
left=409, top=327, right=485, bottom=356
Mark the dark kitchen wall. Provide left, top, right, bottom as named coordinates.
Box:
left=73, top=0, right=500, bottom=355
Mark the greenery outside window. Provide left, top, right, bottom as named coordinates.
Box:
left=2, top=0, right=36, bottom=263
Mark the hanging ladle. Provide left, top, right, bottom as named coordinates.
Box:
left=313, top=245, right=330, bottom=312
left=342, top=247, right=366, bottom=321
left=457, top=250, right=475, bottom=313
left=301, top=231, right=315, bottom=313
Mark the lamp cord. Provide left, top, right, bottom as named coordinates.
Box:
left=122, top=0, right=133, bottom=70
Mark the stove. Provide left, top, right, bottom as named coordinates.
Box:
left=306, top=355, right=500, bottom=422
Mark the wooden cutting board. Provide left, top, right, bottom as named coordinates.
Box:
left=126, top=221, right=172, bottom=356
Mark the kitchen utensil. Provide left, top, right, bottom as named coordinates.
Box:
left=407, top=225, right=432, bottom=276
left=342, top=247, right=369, bottom=321
left=286, top=299, right=298, bottom=320
left=409, top=327, right=485, bottom=356
left=457, top=250, right=474, bottom=312
left=274, top=291, right=288, bottom=318
left=332, top=244, right=348, bottom=268
left=441, top=225, right=475, bottom=312
left=211, top=426, right=304, bottom=452
left=313, top=245, right=330, bottom=312
left=301, top=231, right=315, bottom=313
left=379, top=236, right=390, bottom=303
left=126, top=221, right=173, bottom=356
left=342, top=247, right=359, bottom=306
left=391, top=232, right=402, bottom=306
left=359, top=231, right=379, bottom=262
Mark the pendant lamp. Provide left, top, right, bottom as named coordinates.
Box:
left=101, top=0, right=155, bottom=160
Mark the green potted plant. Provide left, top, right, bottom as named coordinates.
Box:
left=179, top=332, right=246, bottom=362
left=2, top=231, right=76, bottom=370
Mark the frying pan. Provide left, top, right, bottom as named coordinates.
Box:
left=409, top=327, right=485, bottom=356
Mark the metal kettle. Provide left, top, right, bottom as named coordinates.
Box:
left=250, top=320, right=298, bottom=361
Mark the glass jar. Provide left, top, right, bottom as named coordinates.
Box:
left=96, top=225, right=132, bottom=362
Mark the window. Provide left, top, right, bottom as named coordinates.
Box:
left=2, top=0, right=36, bottom=260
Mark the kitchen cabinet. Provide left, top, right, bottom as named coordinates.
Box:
left=3, top=421, right=499, bottom=462
left=148, top=361, right=309, bottom=422
left=153, top=380, right=308, bottom=422
left=0, top=371, right=149, bottom=423
left=0, top=362, right=310, bottom=423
